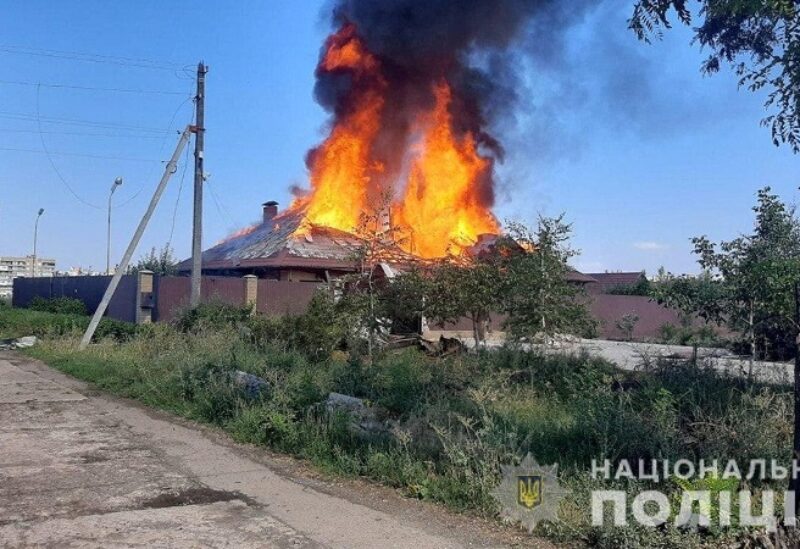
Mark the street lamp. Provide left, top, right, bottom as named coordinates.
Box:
left=32, top=208, right=44, bottom=278
left=107, top=177, right=123, bottom=275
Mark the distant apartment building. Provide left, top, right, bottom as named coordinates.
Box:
left=0, top=256, right=56, bottom=300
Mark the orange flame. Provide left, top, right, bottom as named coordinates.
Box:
left=395, top=82, right=499, bottom=257
left=291, top=24, right=385, bottom=234
left=216, top=223, right=257, bottom=245
left=291, top=23, right=499, bottom=258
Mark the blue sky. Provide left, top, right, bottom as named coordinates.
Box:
left=0, top=0, right=796, bottom=275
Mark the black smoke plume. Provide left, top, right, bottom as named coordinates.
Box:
left=310, top=0, right=595, bottom=208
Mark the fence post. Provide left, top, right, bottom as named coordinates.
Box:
left=243, top=274, right=258, bottom=315
left=136, top=270, right=155, bottom=324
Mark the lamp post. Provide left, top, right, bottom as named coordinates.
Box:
left=32, top=208, right=44, bottom=278
left=107, top=177, right=123, bottom=275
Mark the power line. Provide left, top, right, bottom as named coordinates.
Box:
left=0, top=110, right=172, bottom=133
left=114, top=97, right=195, bottom=210
left=0, top=44, right=183, bottom=71
left=0, top=127, right=167, bottom=139
left=167, top=146, right=191, bottom=247
left=207, top=178, right=237, bottom=228
left=35, top=84, right=103, bottom=210
left=10, top=65, right=197, bottom=211
left=32, top=86, right=190, bottom=210
left=0, top=146, right=160, bottom=162
left=0, top=79, right=190, bottom=96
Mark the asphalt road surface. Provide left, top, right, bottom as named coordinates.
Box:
left=0, top=351, right=540, bottom=548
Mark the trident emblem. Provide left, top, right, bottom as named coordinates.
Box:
left=517, top=475, right=542, bottom=509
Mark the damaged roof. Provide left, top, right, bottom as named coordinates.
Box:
left=463, top=233, right=597, bottom=284
left=187, top=209, right=363, bottom=271
left=189, top=208, right=414, bottom=272
left=187, top=207, right=597, bottom=284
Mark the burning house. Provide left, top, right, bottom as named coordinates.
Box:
left=185, top=1, right=599, bottom=286
left=184, top=199, right=596, bottom=293
left=181, top=201, right=420, bottom=282
left=183, top=202, right=361, bottom=282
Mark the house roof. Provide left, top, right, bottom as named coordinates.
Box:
left=585, top=272, right=645, bottom=286
left=186, top=207, right=597, bottom=285
left=466, top=234, right=596, bottom=284
left=566, top=270, right=599, bottom=284
left=184, top=208, right=418, bottom=272
left=176, top=209, right=357, bottom=271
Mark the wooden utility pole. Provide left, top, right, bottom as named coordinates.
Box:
left=80, top=127, right=194, bottom=349
left=190, top=62, right=207, bottom=308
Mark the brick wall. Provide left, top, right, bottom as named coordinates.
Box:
left=256, top=279, right=321, bottom=316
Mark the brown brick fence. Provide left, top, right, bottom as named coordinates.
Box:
left=13, top=274, right=695, bottom=341
left=13, top=273, right=324, bottom=325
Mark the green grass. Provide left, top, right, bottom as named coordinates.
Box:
left=0, top=302, right=138, bottom=342
left=5, top=303, right=795, bottom=548
left=0, top=305, right=88, bottom=340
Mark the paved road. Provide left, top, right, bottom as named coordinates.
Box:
left=0, top=352, right=532, bottom=548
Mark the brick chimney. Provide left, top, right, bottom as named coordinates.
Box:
left=262, top=201, right=278, bottom=223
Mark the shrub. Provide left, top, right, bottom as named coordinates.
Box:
left=179, top=361, right=257, bottom=425
left=489, top=348, right=616, bottom=397
left=95, top=318, right=140, bottom=341
left=604, top=276, right=651, bottom=296
left=290, top=291, right=350, bottom=360
left=328, top=354, right=371, bottom=397
left=29, top=296, right=88, bottom=316
left=659, top=322, right=722, bottom=347
left=285, top=367, right=329, bottom=410
left=246, top=291, right=351, bottom=361
left=245, top=315, right=292, bottom=349
left=615, top=313, right=639, bottom=341
left=175, top=300, right=252, bottom=332
left=373, top=351, right=434, bottom=416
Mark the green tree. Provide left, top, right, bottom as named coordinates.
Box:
left=340, top=192, right=415, bottom=355
left=423, top=257, right=502, bottom=347
left=605, top=273, right=652, bottom=296
left=630, top=0, right=800, bottom=151
left=616, top=313, right=641, bottom=341
left=129, top=244, right=179, bottom=276
left=656, top=188, right=800, bottom=364
left=697, top=187, right=800, bottom=362
left=498, top=217, right=594, bottom=341
left=653, top=187, right=800, bottom=501
left=651, top=270, right=726, bottom=324
left=380, top=216, right=592, bottom=347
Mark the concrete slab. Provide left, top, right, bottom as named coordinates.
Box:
left=0, top=500, right=317, bottom=548
left=0, top=358, right=85, bottom=404
left=0, top=353, right=530, bottom=548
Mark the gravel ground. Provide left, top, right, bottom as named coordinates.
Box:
left=553, top=339, right=793, bottom=384
left=468, top=337, right=794, bottom=385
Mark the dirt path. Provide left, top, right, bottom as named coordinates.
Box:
left=0, top=352, right=544, bottom=548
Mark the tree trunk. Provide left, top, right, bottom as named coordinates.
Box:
left=749, top=302, right=756, bottom=381
left=791, top=283, right=800, bottom=508
left=477, top=313, right=487, bottom=346
left=471, top=313, right=481, bottom=349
